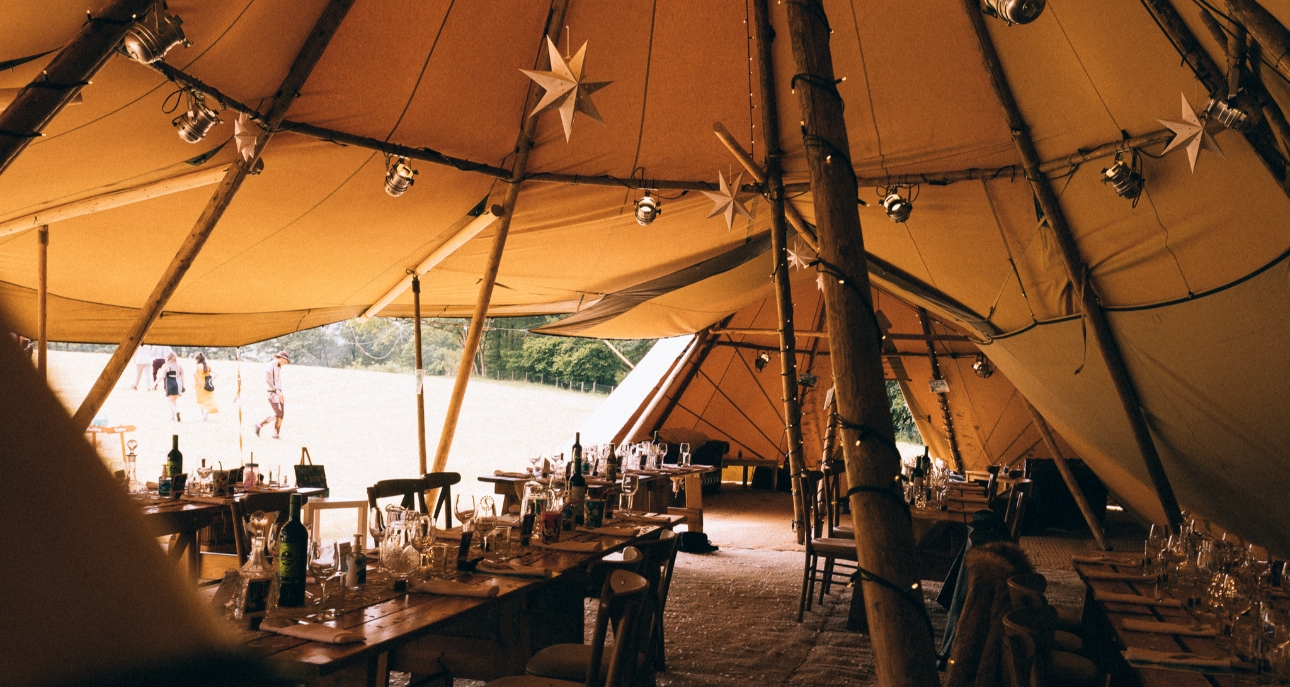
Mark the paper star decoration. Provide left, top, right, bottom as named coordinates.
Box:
left=786, top=239, right=814, bottom=270
left=1158, top=93, right=1223, bottom=172
left=702, top=172, right=753, bottom=229
left=233, top=112, right=259, bottom=163
left=520, top=36, right=612, bottom=142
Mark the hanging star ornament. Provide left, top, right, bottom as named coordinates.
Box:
left=702, top=172, right=753, bottom=229
left=786, top=239, right=814, bottom=270
left=520, top=36, right=612, bottom=142
left=1158, top=93, right=1224, bottom=172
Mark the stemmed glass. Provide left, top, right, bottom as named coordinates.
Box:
left=368, top=507, right=386, bottom=571
left=656, top=442, right=669, bottom=467
left=528, top=451, right=542, bottom=477
left=622, top=474, right=641, bottom=514
left=476, top=497, right=497, bottom=554
left=309, top=540, right=341, bottom=620
left=680, top=443, right=691, bottom=467
left=410, top=514, right=437, bottom=577
left=455, top=494, right=476, bottom=530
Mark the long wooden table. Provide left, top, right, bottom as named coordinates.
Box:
left=214, top=514, right=685, bottom=685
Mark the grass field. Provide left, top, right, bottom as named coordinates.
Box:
left=49, top=351, right=604, bottom=540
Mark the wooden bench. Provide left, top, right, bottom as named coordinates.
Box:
left=722, top=457, right=779, bottom=488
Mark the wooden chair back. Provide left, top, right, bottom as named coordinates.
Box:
left=1003, top=479, right=1034, bottom=541
left=1007, top=572, right=1049, bottom=609
left=1002, top=606, right=1060, bottom=687
left=232, top=491, right=293, bottom=564
left=587, top=569, right=650, bottom=687
left=800, top=469, right=825, bottom=540
left=367, top=478, right=427, bottom=513
left=631, top=530, right=680, bottom=674
left=820, top=459, right=847, bottom=536
left=421, top=471, right=461, bottom=529
left=586, top=546, right=644, bottom=599
left=1001, top=608, right=1038, bottom=687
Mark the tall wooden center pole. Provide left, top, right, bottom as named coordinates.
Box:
left=960, top=0, right=1183, bottom=528
left=431, top=0, right=569, bottom=476
left=1025, top=400, right=1110, bottom=550
left=413, top=275, right=427, bottom=475
left=37, top=226, right=48, bottom=380
left=784, top=2, right=940, bottom=683
left=72, top=0, right=357, bottom=430
left=752, top=0, right=809, bottom=545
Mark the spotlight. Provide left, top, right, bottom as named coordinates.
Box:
left=799, top=373, right=819, bottom=388
left=634, top=190, right=661, bottom=225
left=1203, top=96, right=1261, bottom=133
left=1101, top=160, right=1142, bottom=200
left=881, top=193, right=912, bottom=223
left=755, top=351, right=771, bottom=372
left=385, top=157, right=417, bottom=197
left=172, top=91, right=220, bottom=144
left=972, top=354, right=994, bottom=379
left=981, top=0, right=1046, bottom=24
left=122, top=4, right=188, bottom=64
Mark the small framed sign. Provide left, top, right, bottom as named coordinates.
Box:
left=929, top=378, right=950, bottom=394
left=294, top=447, right=329, bottom=497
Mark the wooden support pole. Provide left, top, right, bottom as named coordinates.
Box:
left=37, top=226, right=48, bottom=380
left=601, top=339, right=635, bottom=370
left=918, top=308, right=963, bottom=472
left=0, top=0, right=154, bottom=176
left=71, top=0, right=357, bottom=430
left=712, top=121, right=820, bottom=253
left=1025, top=400, right=1111, bottom=551
left=753, top=0, right=809, bottom=546
left=431, top=0, right=569, bottom=476
left=413, top=275, right=427, bottom=475
left=647, top=321, right=728, bottom=438
left=1228, top=0, right=1290, bottom=85
left=960, top=0, right=1184, bottom=529
left=785, top=1, right=941, bottom=682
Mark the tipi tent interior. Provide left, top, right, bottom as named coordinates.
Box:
left=4, top=0, right=1290, bottom=683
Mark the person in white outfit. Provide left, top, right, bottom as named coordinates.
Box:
left=255, top=352, right=290, bottom=439
left=131, top=344, right=155, bottom=390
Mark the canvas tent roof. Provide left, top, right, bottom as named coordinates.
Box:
left=3, top=1, right=1290, bottom=551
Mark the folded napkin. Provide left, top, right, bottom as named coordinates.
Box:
left=532, top=540, right=603, bottom=553
left=1072, top=554, right=1141, bottom=566
left=579, top=526, right=638, bottom=537
left=1124, top=647, right=1230, bottom=672
left=1081, top=570, right=1152, bottom=582
left=493, top=470, right=532, bottom=479
left=476, top=560, right=552, bottom=579
left=409, top=579, right=499, bottom=598
left=612, top=513, right=671, bottom=524
left=1121, top=618, right=1217, bottom=637
left=260, top=619, right=364, bottom=644
left=1093, top=590, right=1182, bottom=607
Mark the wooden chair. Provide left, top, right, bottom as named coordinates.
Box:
left=231, top=491, right=293, bottom=565
left=487, top=570, right=652, bottom=687
left=1001, top=607, right=1099, bottom=687
left=797, top=470, right=860, bottom=622
left=1002, top=479, right=1034, bottom=541
left=367, top=472, right=460, bottom=530
left=1007, top=572, right=1082, bottom=635
left=818, top=460, right=859, bottom=599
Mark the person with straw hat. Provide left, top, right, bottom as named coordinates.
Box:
left=254, top=351, right=290, bottom=439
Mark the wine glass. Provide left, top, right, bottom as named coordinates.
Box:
left=623, top=474, right=641, bottom=514
left=309, top=540, right=340, bottom=620
left=476, top=497, right=497, bottom=554
left=656, top=442, right=669, bottom=467
left=410, top=514, right=437, bottom=577
left=680, top=443, right=691, bottom=467
left=528, top=451, right=542, bottom=477
left=368, top=507, right=386, bottom=571
left=455, top=494, right=476, bottom=530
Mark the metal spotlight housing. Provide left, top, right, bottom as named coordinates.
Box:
left=385, top=157, right=417, bottom=197
left=1203, top=96, right=1261, bottom=133
left=634, top=191, right=661, bottom=226
left=755, top=351, right=771, bottom=372
left=1101, top=161, right=1143, bottom=200
left=981, top=0, right=1046, bottom=24
left=881, top=193, right=912, bottom=223
left=973, top=354, right=994, bottom=379
left=123, top=5, right=188, bottom=64
left=172, top=92, right=220, bottom=144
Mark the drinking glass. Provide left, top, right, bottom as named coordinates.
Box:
left=680, top=443, right=691, bottom=467
left=528, top=452, right=542, bottom=477
left=475, top=497, right=497, bottom=552
left=309, top=540, right=341, bottom=620
left=411, top=514, right=437, bottom=576
left=657, top=442, right=669, bottom=466
left=623, top=474, right=641, bottom=513
left=491, top=526, right=513, bottom=562
left=455, top=494, right=476, bottom=530
left=368, top=507, right=386, bottom=571
left=428, top=543, right=450, bottom=579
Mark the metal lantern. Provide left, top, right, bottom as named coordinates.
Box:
left=385, top=158, right=417, bottom=197
left=1101, top=161, right=1143, bottom=200
left=172, top=92, right=220, bottom=144
left=634, top=191, right=661, bottom=226
left=881, top=193, right=913, bottom=223
left=973, top=354, right=994, bottom=379
left=981, top=0, right=1046, bottom=25
left=755, top=351, right=771, bottom=372
left=122, top=6, right=188, bottom=64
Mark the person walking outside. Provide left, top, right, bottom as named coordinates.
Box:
left=153, top=352, right=185, bottom=421
left=151, top=345, right=174, bottom=388
left=193, top=352, right=219, bottom=421
left=131, top=344, right=155, bottom=390
left=255, top=351, right=290, bottom=439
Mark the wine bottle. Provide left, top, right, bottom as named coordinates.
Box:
left=277, top=494, right=308, bottom=607
left=569, top=433, right=587, bottom=526
left=157, top=464, right=172, bottom=498
left=167, top=435, right=183, bottom=480
left=345, top=534, right=366, bottom=590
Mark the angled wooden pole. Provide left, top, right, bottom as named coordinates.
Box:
left=413, top=275, right=427, bottom=475
left=1025, top=400, right=1110, bottom=551
left=0, top=0, right=155, bottom=176
left=71, top=0, right=357, bottom=430
left=917, top=308, right=964, bottom=472
left=37, top=226, right=48, bottom=380
left=431, top=0, right=570, bottom=476
left=961, top=0, right=1184, bottom=529
left=752, top=0, right=809, bottom=546
left=785, top=1, right=941, bottom=683
left=601, top=339, right=635, bottom=370
left=713, top=122, right=820, bottom=253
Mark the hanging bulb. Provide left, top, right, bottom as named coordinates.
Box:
left=973, top=354, right=994, bottom=379
left=881, top=193, right=912, bottom=223
left=172, top=91, right=220, bottom=144
left=385, top=157, right=417, bottom=197
left=122, top=4, right=188, bottom=64
left=755, top=351, right=771, bottom=372
left=1101, top=160, right=1143, bottom=200
left=634, top=190, right=661, bottom=225
left=981, top=0, right=1046, bottom=25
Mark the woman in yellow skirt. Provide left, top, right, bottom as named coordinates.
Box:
left=193, top=352, right=219, bottom=421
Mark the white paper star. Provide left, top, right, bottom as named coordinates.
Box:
left=520, top=37, right=612, bottom=142
left=233, top=112, right=259, bottom=164
left=702, top=172, right=753, bottom=229
left=1158, top=93, right=1223, bottom=172
left=786, top=239, right=813, bottom=270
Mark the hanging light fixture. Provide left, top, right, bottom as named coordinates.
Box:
left=172, top=90, right=220, bottom=144
left=881, top=192, right=913, bottom=223
left=755, top=351, right=771, bottom=372
left=972, top=354, right=994, bottom=378
left=122, top=3, right=188, bottom=64
left=981, top=0, right=1046, bottom=25
left=634, top=190, right=661, bottom=225
left=1101, top=158, right=1143, bottom=200
left=1203, top=96, right=1261, bottom=133
left=384, top=156, right=417, bottom=197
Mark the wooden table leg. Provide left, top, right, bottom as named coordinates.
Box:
left=743, top=466, right=750, bottom=487
left=366, top=651, right=389, bottom=687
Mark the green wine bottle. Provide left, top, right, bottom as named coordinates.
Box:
left=569, top=433, right=586, bottom=526
left=166, top=435, right=183, bottom=480
left=277, top=493, right=308, bottom=607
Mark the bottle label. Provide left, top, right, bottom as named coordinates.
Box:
left=278, top=544, right=303, bottom=580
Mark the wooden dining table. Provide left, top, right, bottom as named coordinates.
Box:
left=208, top=513, right=685, bottom=686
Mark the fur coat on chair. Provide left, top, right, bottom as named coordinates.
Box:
left=944, top=540, right=1033, bottom=687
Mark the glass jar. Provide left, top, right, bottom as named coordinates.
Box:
left=380, top=506, right=420, bottom=585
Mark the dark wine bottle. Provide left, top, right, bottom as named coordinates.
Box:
left=569, top=433, right=587, bottom=526
left=277, top=493, right=308, bottom=607
left=167, top=435, right=183, bottom=480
